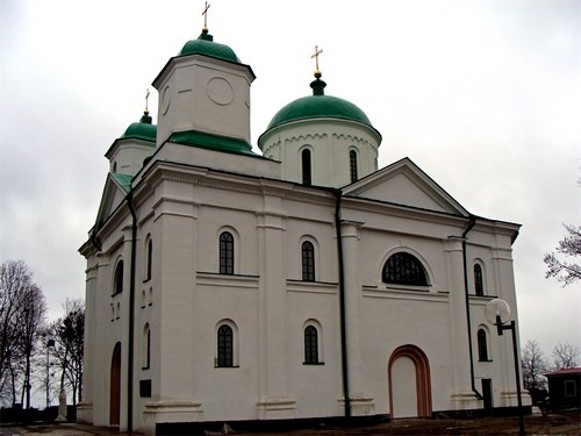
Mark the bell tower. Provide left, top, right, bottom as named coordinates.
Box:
left=152, top=5, right=255, bottom=153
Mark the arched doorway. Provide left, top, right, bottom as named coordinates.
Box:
left=388, top=344, right=432, bottom=418
left=110, top=342, right=121, bottom=426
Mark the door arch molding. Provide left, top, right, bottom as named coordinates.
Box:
left=388, top=344, right=432, bottom=418
left=110, top=342, right=121, bottom=426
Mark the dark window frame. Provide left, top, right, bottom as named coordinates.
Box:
left=474, top=264, right=484, bottom=296
left=564, top=380, right=577, bottom=397
left=382, top=252, right=428, bottom=286
left=477, top=328, right=490, bottom=361
left=304, top=325, right=320, bottom=364
left=301, top=241, right=316, bottom=282
left=349, top=149, right=358, bottom=183
left=145, top=238, right=153, bottom=281
left=217, top=324, right=234, bottom=367
left=143, top=324, right=151, bottom=370
left=219, top=232, right=234, bottom=275
left=113, top=260, right=124, bottom=295
left=302, top=149, right=312, bottom=186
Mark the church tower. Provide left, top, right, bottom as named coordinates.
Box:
left=152, top=14, right=255, bottom=154
left=258, top=48, right=382, bottom=188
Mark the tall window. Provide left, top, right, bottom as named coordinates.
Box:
left=113, top=260, right=124, bottom=295
left=146, top=238, right=153, bottom=281
left=304, top=325, right=319, bottom=364
left=382, top=252, right=428, bottom=286
left=219, top=232, right=234, bottom=275
left=349, top=150, right=358, bottom=183
left=143, top=324, right=151, bottom=369
left=477, top=328, right=489, bottom=361
left=301, top=241, right=315, bottom=281
left=474, top=264, right=484, bottom=296
left=217, top=324, right=234, bottom=367
left=302, top=149, right=312, bottom=185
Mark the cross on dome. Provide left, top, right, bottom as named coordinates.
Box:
left=311, top=45, right=323, bottom=78
left=145, top=88, right=150, bottom=114
left=202, top=1, right=211, bottom=32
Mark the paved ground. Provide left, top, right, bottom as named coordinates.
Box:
left=1, top=411, right=579, bottom=435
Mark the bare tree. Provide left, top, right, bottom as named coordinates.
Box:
left=0, top=260, right=47, bottom=407
left=521, top=340, right=548, bottom=392
left=47, top=298, right=85, bottom=405
left=544, top=224, right=581, bottom=286
left=17, top=284, right=46, bottom=409
left=552, top=342, right=580, bottom=370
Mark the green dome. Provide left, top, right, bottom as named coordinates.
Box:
left=266, top=78, right=372, bottom=130
left=178, top=31, right=240, bottom=64
left=122, top=113, right=157, bottom=142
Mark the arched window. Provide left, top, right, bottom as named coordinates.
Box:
left=217, top=324, right=234, bottom=367
left=301, top=241, right=315, bottom=282
left=143, top=324, right=151, bottom=369
left=113, top=260, right=124, bottom=295
left=304, top=325, right=319, bottom=364
left=382, top=252, right=428, bottom=286
left=302, top=149, right=312, bottom=185
left=145, top=238, right=153, bottom=281
left=474, top=264, right=484, bottom=296
left=219, top=232, right=234, bottom=275
left=477, top=328, right=489, bottom=361
left=349, top=150, right=358, bottom=183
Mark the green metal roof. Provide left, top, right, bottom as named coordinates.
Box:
left=265, top=78, right=372, bottom=130
left=169, top=130, right=254, bottom=155
left=111, top=173, right=133, bottom=192
left=178, top=31, right=240, bottom=64
left=121, top=112, right=157, bottom=142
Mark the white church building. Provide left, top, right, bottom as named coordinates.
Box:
left=79, top=20, right=529, bottom=435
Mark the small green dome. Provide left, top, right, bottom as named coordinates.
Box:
left=266, top=78, right=372, bottom=130
left=122, top=112, right=157, bottom=142
left=178, top=31, right=240, bottom=64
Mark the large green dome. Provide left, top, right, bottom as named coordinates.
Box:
left=265, top=78, right=372, bottom=130
left=122, top=112, right=157, bottom=142
left=178, top=31, right=240, bottom=64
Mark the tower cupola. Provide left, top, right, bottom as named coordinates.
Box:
left=258, top=48, right=382, bottom=188
left=152, top=13, right=255, bottom=155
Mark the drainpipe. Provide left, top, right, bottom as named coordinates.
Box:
left=126, top=192, right=138, bottom=432
left=462, top=215, right=483, bottom=400
left=334, top=189, right=351, bottom=417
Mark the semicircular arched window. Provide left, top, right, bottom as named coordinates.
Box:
left=382, top=252, right=428, bottom=286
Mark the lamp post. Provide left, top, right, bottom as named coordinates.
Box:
left=45, top=338, right=55, bottom=409
left=485, top=298, right=525, bottom=436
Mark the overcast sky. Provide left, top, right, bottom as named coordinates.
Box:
left=1, top=0, right=579, bottom=358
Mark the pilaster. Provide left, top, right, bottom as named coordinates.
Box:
left=256, top=196, right=295, bottom=418
left=341, top=221, right=374, bottom=415
left=444, top=237, right=480, bottom=410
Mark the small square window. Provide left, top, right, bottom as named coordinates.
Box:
left=564, top=380, right=577, bottom=397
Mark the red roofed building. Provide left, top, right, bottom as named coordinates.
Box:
left=545, top=367, right=581, bottom=409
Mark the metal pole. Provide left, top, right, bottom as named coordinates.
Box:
left=495, top=316, right=525, bottom=435
left=46, top=345, right=50, bottom=409
left=509, top=321, right=525, bottom=436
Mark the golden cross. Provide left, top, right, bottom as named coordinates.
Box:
left=311, top=45, right=323, bottom=74
left=202, top=1, right=211, bottom=30
left=145, top=88, right=150, bottom=113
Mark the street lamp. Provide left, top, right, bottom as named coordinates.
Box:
left=44, top=337, right=55, bottom=409
left=485, top=298, right=525, bottom=436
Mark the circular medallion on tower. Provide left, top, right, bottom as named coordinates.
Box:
left=160, top=84, right=172, bottom=115
left=206, top=77, right=234, bottom=106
